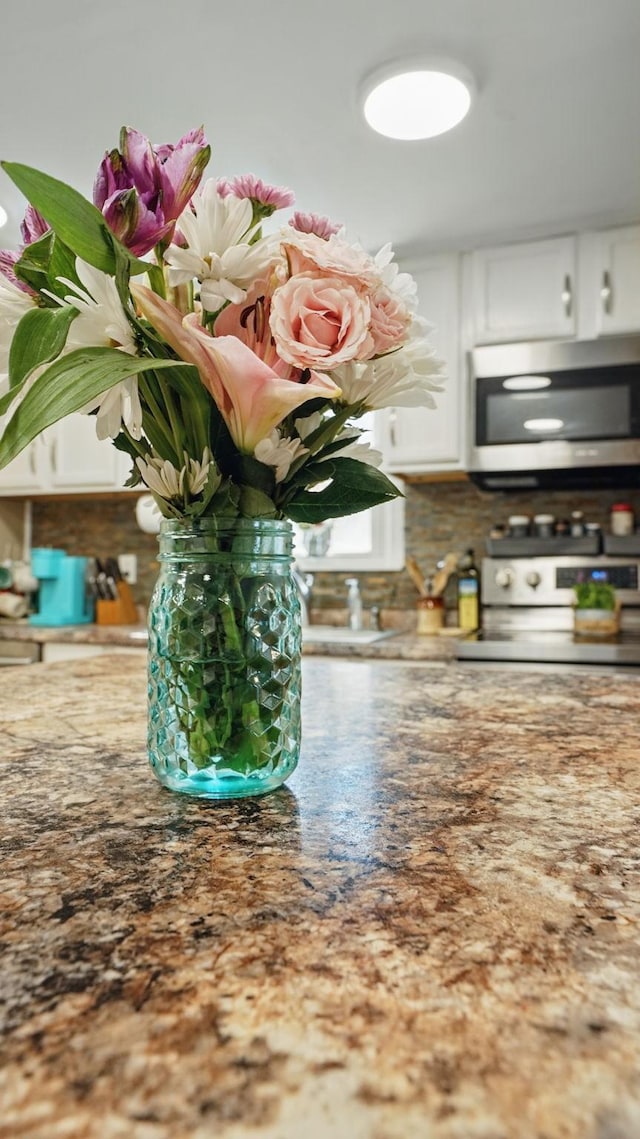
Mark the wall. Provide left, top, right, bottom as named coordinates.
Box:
left=29, top=481, right=640, bottom=621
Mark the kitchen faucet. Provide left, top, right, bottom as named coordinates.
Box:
left=292, top=566, right=314, bottom=626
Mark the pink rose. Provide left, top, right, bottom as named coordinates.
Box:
left=282, top=231, right=376, bottom=289
left=270, top=274, right=372, bottom=370
left=367, top=286, right=412, bottom=356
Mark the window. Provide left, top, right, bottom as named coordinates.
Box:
left=292, top=412, right=405, bottom=572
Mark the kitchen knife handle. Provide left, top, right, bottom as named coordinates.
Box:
left=601, top=270, right=613, bottom=315
left=561, top=274, right=572, bottom=318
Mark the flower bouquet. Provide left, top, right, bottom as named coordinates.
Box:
left=0, top=124, right=443, bottom=797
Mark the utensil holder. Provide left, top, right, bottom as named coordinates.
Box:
left=96, top=580, right=138, bottom=625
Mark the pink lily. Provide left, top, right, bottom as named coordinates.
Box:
left=130, top=284, right=341, bottom=453
left=93, top=126, right=210, bottom=257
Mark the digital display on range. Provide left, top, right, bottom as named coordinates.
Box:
left=556, top=565, right=638, bottom=589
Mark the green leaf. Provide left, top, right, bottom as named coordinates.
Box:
left=0, top=347, right=191, bottom=470
left=1, top=161, right=149, bottom=277
left=13, top=231, right=80, bottom=300
left=238, top=486, right=278, bottom=518
left=8, top=305, right=78, bottom=388
left=285, top=457, right=402, bottom=523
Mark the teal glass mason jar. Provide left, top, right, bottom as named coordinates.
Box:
left=147, top=517, right=302, bottom=799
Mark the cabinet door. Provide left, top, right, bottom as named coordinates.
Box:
left=384, top=255, right=462, bottom=473
left=0, top=414, right=44, bottom=494
left=593, top=226, right=640, bottom=335
left=471, top=236, right=576, bottom=343
left=47, top=413, right=129, bottom=491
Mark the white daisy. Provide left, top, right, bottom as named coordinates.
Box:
left=92, top=377, right=143, bottom=442
left=164, top=179, right=277, bottom=312
left=321, top=431, right=383, bottom=469
left=373, top=244, right=420, bottom=312
left=332, top=332, right=445, bottom=411
left=254, top=429, right=308, bottom=483
left=136, top=448, right=215, bottom=500
left=54, top=260, right=136, bottom=354
left=48, top=259, right=140, bottom=440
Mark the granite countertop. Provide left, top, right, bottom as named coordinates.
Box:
left=1, top=654, right=639, bottom=1138
left=0, top=619, right=456, bottom=660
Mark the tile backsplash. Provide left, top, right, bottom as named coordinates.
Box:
left=28, top=480, right=640, bottom=617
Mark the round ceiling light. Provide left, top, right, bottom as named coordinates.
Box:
left=362, top=61, right=475, bottom=141
left=0, top=205, right=7, bottom=229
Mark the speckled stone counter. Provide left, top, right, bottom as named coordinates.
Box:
left=0, top=620, right=149, bottom=648
left=1, top=655, right=639, bottom=1139
left=0, top=620, right=455, bottom=660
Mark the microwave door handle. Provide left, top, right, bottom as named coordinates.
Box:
left=561, top=274, right=573, bottom=318
left=601, top=269, right=613, bottom=315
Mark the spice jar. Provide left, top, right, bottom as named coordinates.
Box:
left=416, top=595, right=444, bottom=635
left=570, top=510, right=585, bottom=537
left=610, top=503, right=634, bottom=536
left=533, top=513, right=555, bottom=539
left=508, top=515, right=530, bottom=539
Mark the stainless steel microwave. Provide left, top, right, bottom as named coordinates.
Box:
left=468, top=335, right=640, bottom=490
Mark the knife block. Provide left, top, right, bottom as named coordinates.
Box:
left=96, top=579, right=139, bottom=626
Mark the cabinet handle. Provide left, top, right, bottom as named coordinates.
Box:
left=601, top=270, right=613, bottom=315
left=561, top=274, right=573, bottom=318
left=50, top=438, right=57, bottom=473
left=389, top=409, right=397, bottom=449
left=29, top=447, right=36, bottom=476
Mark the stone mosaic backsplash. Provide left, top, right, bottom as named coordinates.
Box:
left=27, top=480, right=640, bottom=618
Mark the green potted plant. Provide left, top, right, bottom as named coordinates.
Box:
left=573, top=581, right=620, bottom=639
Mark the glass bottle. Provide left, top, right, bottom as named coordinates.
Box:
left=147, top=517, right=301, bottom=799
left=457, top=549, right=481, bottom=631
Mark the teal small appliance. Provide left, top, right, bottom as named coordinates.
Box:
left=29, top=548, right=93, bottom=626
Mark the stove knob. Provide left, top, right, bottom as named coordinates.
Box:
left=526, top=570, right=542, bottom=589
left=494, top=567, right=514, bottom=589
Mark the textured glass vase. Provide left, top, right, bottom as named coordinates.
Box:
left=147, top=517, right=301, bottom=799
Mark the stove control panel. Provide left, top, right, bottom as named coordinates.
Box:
left=483, top=556, right=640, bottom=607
left=555, top=564, right=638, bottom=590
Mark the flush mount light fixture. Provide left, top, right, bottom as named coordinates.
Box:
left=0, top=205, right=7, bottom=229
left=362, top=58, right=475, bottom=140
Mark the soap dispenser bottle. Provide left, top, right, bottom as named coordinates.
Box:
left=345, top=577, right=363, bottom=631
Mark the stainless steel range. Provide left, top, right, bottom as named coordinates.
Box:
left=455, top=555, right=640, bottom=668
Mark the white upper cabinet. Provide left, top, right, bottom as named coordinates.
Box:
left=48, top=413, right=130, bottom=491
left=0, top=428, right=42, bottom=494
left=0, top=412, right=132, bottom=496
left=383, top=254, right=463, bottom=474
left=470, top=236, right=577, bottom=344
left=579, top=225, right=640, bottom=337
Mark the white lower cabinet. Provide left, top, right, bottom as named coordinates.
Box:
left=384, top=254, right=464, bottom=475
left=41, top=642, right=145, bottom=663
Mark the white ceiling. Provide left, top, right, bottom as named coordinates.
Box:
left=1, top=0, right=639, bottom=260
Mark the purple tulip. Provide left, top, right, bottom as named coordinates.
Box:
left=20, top=205, right=50, bottom=245
left=93, top=126, right=210, bottom=257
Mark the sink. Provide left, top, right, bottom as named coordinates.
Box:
left=302, top=625, right=398, bottom=645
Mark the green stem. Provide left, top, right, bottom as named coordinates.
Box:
left=139, top=375, right=181, bottom=465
